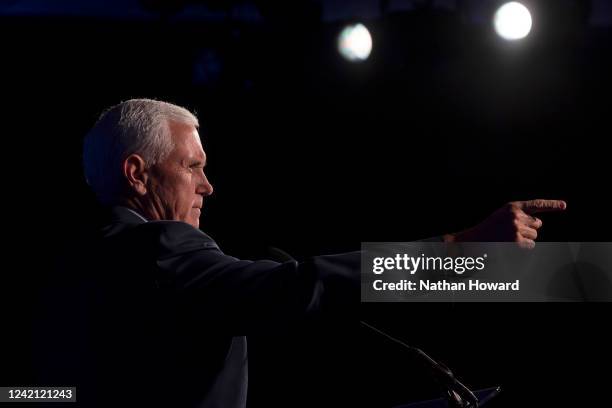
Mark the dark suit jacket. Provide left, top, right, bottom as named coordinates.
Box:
left=40, top=206, right=360, bottom=407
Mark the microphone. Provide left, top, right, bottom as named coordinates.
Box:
left=360, top=320, right=479, bottom=408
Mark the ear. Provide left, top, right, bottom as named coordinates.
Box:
left=123, top=154, right=149, bottom=196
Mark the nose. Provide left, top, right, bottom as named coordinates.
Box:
left=197, top=173, right=214, bottom=196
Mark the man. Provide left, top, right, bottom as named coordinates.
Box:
left=73, top=99, right=565, bottom=407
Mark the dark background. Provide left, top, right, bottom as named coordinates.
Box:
left=1, top=0, right=611, bottom=406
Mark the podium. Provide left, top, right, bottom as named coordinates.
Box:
left=393, top=387, right=501, bottom=408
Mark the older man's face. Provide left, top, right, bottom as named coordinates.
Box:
left=146, top=121, right=213, bottom=228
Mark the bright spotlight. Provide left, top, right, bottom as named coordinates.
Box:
left=494, top=2, right=533, bottom=41
left=338, top=23, right=372, bottom=62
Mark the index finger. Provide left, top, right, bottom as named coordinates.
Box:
left=518, top=199, right=567, bottom=214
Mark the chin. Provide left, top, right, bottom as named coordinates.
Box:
left=191, top=220, right=200, bottom=228
left=188, top=217, right=200, bottom=228
left=188, top=208, right=201, bottom=228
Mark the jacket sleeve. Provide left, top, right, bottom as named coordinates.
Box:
left=144, top=221, right=360, bottom=334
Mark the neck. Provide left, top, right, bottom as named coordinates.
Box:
left=121, top=196, right=161, bottom=222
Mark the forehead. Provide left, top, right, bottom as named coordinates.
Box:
left=168, top=121, right=206, bottom=160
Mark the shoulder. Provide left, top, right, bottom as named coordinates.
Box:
left=108, top=220, right=221, bottom=259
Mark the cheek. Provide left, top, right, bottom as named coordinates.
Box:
left=158, top=186, right=181, bottom=207
left=151, top=179, right=186, bottom=216
left=153, top=171, right=196, bottom=220
left=177, top=181, right=198, bottom=215
left=149, top=181, right=172, bottom=204
left=163, top=176, right=191, bottom=203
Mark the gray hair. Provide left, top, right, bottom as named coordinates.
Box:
left=83, top=98, right=199, bottom=205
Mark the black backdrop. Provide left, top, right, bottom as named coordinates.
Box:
left=2, top=7, right=612, bottom=407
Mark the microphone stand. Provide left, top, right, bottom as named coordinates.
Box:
left=266, top=246, right=482, bottom=407
left=361, top=321, right=479, bottom=408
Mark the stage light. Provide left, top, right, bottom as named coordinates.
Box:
left=494, top=2, right=533, bottom=41
left=338, top=23, right=372, bottom=62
